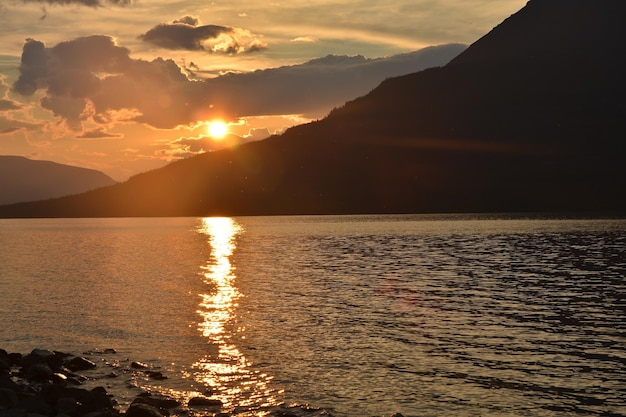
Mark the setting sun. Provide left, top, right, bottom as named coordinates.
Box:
left=208, top=121, right=229, bottom=139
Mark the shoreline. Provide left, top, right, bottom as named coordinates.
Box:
left=1, top=348, right=362, bottom=417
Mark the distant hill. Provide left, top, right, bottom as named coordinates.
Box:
left=0, top=0, right=624, bottom=217
left=0, top=156, right=117, bottom=205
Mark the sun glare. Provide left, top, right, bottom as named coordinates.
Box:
left=208, top=120, right=228, bottom=139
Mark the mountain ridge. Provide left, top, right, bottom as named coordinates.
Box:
left=0, top=156, right=117, bottom=205
left=0, top=0, right=624, bottom=217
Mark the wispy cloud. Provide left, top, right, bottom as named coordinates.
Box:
left=0, top=114, right=41, bottom=133
left=291, top=36, right=319, bottom=43
left=76, top=127, right=123, bottom=139
left=20, top=0, right=133, bottom=7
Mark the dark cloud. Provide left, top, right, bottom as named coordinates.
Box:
left=173, top=16, right=200, bottom=26
left=13, top=36, right=131, bottom=97
left=20, top=0, right=132, bottom=7
left=139, top=17, right=268, bottom=53
left=140, top=23, right=232, bottom=51
left=0, top=99, right=22, bottom=111
left=10, top=35, right=465, bottom=131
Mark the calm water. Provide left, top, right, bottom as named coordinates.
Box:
left=0, top=215, right=625, bottom=417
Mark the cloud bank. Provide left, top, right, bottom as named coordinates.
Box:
left=10, top=35, right=465, bottom=132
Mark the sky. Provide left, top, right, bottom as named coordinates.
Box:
left=0, top=0, right=526, bottom=181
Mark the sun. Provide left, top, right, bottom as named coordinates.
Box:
left=207, top=120, right=228, bottom=139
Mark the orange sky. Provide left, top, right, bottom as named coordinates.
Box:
left=0, top=0, right=526, bottom=181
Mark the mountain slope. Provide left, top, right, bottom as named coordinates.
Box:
left=0, top=156, right=117, bottom=205
left=0, top=0, right=624, bottom=217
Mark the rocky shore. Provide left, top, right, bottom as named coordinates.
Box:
left=1, top=348, right=374, bottom=417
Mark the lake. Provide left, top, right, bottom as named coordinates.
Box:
left=1, top=215, right=625, bottom=416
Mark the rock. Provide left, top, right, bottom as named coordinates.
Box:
left=0, top=388, right=19, bottom=408
left=0, top=374, right=18, bottom=390
left=188, top=396, right=222, bottom=407
left=55, top=396, right=81, bottom=415
left=26, top=363, right=53, bottom=382
left=31, top=348, right=55, bottom=360
left=130, top=361, right=149, bottom=370
left=7, top=353, right=22, bottom=367
left=21, top=349, right=66, bottom=372
left=52, top=372, right=68, bottom=384
left=82, top=411, right=120, bottom=417
left=145, top=371, right=167, bottom=380
left=131, top=394, right=181, bottom=409
left=17, top=392, right=52, bottom=415
left=125, top=403, right=166, bottom=417
left=0, top=357, right=10, bottom=373
left=65, top=357, right=97, bottom=372
left=80, top=386, right=116, bottom=414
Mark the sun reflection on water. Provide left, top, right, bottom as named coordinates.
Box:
left=194, top=217, right=280, bottom=414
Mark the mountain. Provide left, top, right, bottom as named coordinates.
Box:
left=0, top=156, right=117, bottom=205
left=0, top=0, right=624, bottom=217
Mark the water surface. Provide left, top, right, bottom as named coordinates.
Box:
left=1, top=215, right=624, bottom=416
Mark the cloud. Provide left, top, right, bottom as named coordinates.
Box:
left=0, top=99, right=22, bottom=111
left=76, top=127, right=123, bottom=139
left=10, top=35, right=465, bottom=131
left=158, top=134, right=252, bottom=159
left=245, top=127, right=272, bottom=141
left=202, top=43, right=467, bottom=118
left=291, top=36, right=319, bottom=43
left=12, top=36, right=132, bottom=97
left=291, top=36, right=318, bottom=43
left=10, top=36, right=196, bottom=129
left=0, top=115, right=41, bottom=134
left=139, top=16, right=268, bottom=54
left=20, top=0, right=132, bottom=6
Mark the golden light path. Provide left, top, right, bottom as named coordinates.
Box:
left=193, top=217, right=280, bottom=414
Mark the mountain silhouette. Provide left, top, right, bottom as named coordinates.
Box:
left=0, top=156, right=117, bottom=206
left=0, top=0, right=624, bottom=217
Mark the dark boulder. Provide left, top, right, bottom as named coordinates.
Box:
left=131, top=394, right=181, bottom=410
left=0, top=374, right=18, bottom=390
left=19, top=350, right=67, bottom=374
left=125, top=403, right=166, bottom=417
left=55, top=396, right=81, bottom=415
left=25, top=363, right=53, bottom=382
left=130, top=362, right=149, bottom=370
left=7, top=353, right=22, bottom=367
left=187, top=396, right=222, bottom=407
left=144, top=371, right=167, bottom=380
left=0, top=358, right=9, bottom=373
left=80, top=386, right=116, bottom=414
left=0, top=387, right=19, bottom=409
left=17, top=392, right=52, bottom=415
left=65, top=357, right=97, bottom=372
